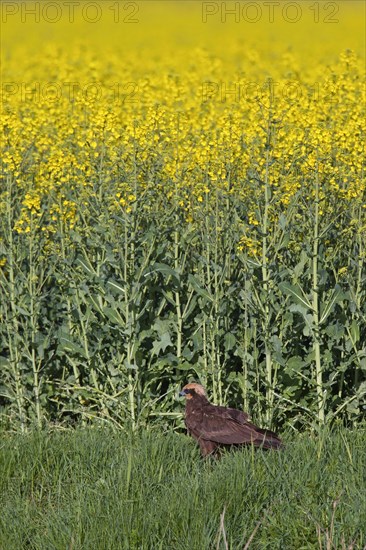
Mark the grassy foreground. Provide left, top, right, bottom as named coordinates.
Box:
left=0, top=427, right=365, bottom=549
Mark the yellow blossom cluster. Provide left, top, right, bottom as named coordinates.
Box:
left=1, top=2, right=365, bottom=254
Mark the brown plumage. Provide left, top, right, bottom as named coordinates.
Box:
left=180, top=383, right=282, bottom=456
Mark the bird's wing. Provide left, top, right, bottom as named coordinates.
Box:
left=202, top=415, right=260, bottom=444
left=217, top=406, right=251, bottom=423
left=186, top=403, right=260, bottom=445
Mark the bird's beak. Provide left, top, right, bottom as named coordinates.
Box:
left=179, top=390, right=186, bottom=397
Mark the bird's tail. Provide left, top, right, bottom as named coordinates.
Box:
left=256, top=428, right=283, bottom=450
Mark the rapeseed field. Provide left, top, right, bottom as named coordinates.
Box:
left=0, top=2, right=365, bottom=430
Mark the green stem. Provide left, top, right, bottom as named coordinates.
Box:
left=353, top=206, right=364, bottom=388
left=6, top=175, right=26, bottom=430
left=174, top=225, right=182, bottom=359
left=125, top=216, right=136, bottom=431
left=28, top=216, right=42, bottom=428
left=202, top=313, right=208, bottom=388
left=214, top=191, right=222, bottom=404
left=124, top=135, right=138, bottom=431
left=242, top=278, right=249, bottom=412
left=263, top=147, right=273, bottom=424
left=313, top=166, right=324, bottom=425
left=59, top=214, right=81, bottom=389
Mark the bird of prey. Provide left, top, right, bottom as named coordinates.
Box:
left=179, top=383, right=282, bottom=456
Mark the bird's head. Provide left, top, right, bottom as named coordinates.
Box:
left=179, top=383, right=207, bottom=400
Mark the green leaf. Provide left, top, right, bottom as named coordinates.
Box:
left=85, top=295, right=105, bottom=316
left=0, top=356, right=10, bottom=367
left=182, top=295, right=198, bottom=321
left=176, top=362, right=193, bottom=370
left=188, top=274, right=213, bottom=302
left=224, top=333, right=236, bottom=352
left=107, top=365, right=121, bottom=377
left=289, top=303, right=313, bottom=326
left=286, top=356, right=306, bottom=373
left=293, top=251, right=309, bottom=279
left=106, top=279, right=125, bottom=294
left=279, top=282, right=312, bottom=311
left=103, top=307, right=125, bottom=326
left=349, top=319, right=360, bottom=344
left=325, top=322, right=345, bottom=341
left=124, top=361, right=137, bottom=370
left=161, top=289, right=176, bottom=307
left=152, top=332, right=172, bottom=355
left=319, top=285, right=342, bottom=325
left=147, top=263, right=180, bottom=284
left=58, top=332, right=87, bottom=357
left=153, top=319, right=172, bottom=336
left=76, top=255, right=96, bottom=276
left=278, top=213, right=287, bottom=230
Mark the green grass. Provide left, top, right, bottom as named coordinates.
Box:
left=0, top=427, right=365, bottom=549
